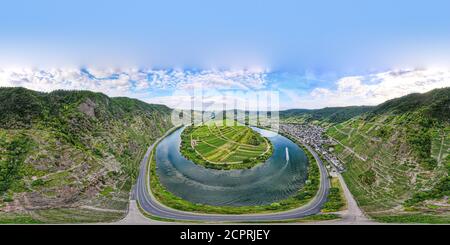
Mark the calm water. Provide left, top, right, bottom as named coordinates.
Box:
left=155, top=127, right=309, bottom=206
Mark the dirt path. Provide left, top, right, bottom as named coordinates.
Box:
left=324, top=173, right=375, bottom=224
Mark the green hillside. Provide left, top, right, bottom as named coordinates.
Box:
left=280, top=106, right=374, bottom=126
left=326, top=87, right=450, bottom=223
left=0, top=87, right=173, bottom=223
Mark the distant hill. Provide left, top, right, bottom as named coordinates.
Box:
left=280, top=106, right=374, bottom=125
left=325, top=87, right=449, bottom=223
left=0, top=87, right=173, bottom=223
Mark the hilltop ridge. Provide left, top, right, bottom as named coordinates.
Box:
left=280, top=106, right=374, bottom=125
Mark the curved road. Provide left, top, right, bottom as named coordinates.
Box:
left=135, top=128, right=330, bottom=222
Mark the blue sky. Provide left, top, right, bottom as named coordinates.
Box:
left=1, top=1, right=450, bottom=109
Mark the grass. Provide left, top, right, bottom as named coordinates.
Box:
left=137, top=202, right=202, bottom=223
left=33, top=208, right=125, bottom=223
left=372, top=213, right=450, bottom=224
left=180, top=121, right=273, bottom=170
left=0, top=207, right=125, bottom=224
left=138, top=200, right=340, bottom=224
left=0, top=212, right=43, bottom=224
left=321, top=177, right=346, bottom=212
left=100, top=186, right=114, bottom=197
left=239, top=214, right=341, bottom=224
left=148, top=129, right=321, bottom=214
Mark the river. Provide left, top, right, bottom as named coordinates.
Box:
left=155, top=127, right=309, bottom=206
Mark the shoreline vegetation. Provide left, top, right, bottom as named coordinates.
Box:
left=147, top=125, right=322, bottom=215
left=321, top=177, right=346, bottom=212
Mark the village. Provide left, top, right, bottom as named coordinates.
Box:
left=280, top=123, right=345, bottom=173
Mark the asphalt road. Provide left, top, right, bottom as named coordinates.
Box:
left=135, top=128, right=330, bottom=222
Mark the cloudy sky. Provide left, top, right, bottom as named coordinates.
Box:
left=1, top=1, right=450, bottom=109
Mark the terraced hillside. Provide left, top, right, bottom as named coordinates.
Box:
left=0, top=87, right=173, bottom=223
left=180, top=122, right=273, bottom=170
left=326, top=88, right=450, bottom=223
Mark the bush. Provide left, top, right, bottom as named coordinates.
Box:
left=422, top=158, right=437, bottom=170
left=0, top=134, right=32, bottom=194
left=269, top=202, right=281, bottom=209
left=374, top=127, right=392, bottom=139
left=2, top=195, right=13, bottom=202
left=404, top=175, right=450, bottom=207
left=31, top=179, right=45, bottom=187
left=321, top=186, right=345, bottom=212
left=359, top=169, right=376, bottom=186
left=248, top=134, right=261, bottom=146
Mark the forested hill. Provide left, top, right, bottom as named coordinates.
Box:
left=0, top=87, right=173, bottom=223
left=280, top=106, right=374, bottom=125
left=0, top=87, right=172, bottom=128
left=369, top=87, right=450, bottom=122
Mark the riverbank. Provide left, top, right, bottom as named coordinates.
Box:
left=147, top=127, right=323, bottom=215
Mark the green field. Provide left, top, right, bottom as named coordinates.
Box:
left=180, top=122, right=273, bottom=169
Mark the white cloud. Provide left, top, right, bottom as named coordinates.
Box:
left=0, top=68, right=131, bottom=97
left=85, top=68, right=119, bottom=78
left=144, top=69, right=268, bottom=90
left=146, top=88, right=278, bottom=111
left=303, top=68, right=450, bottom=108
left=2, top=67, right=448, bottom=110
left=0, top=67, right=270, bottom=108
left=309, top=87, right=332, bottom=97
